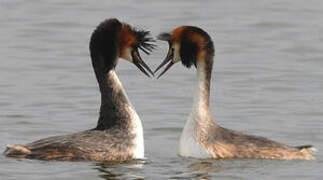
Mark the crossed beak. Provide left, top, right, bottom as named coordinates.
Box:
left=154, top=48, right=175, bottom=79
left=132, top=50, right=154, bottom=77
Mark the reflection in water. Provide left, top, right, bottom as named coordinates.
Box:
left=169, top=158, right=262, bottom=179
left=94, top=159, right=231, bottom=179
left=189, top=161, right=226, bottom=175
left=169, top=159, right=230, bottom=179
left=93, top=159, right=147, bottom=180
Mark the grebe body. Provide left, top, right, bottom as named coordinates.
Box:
left=155, top=26, right=315, bottom=160
left=4, top=18, right=154, bottom=161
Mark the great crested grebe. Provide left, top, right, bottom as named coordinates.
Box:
left=155, top=26, right=315, bottom=160
left=4, top=18, right=155, bottom=161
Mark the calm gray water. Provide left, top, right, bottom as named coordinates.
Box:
left=1, top=0, right=323, bottom=179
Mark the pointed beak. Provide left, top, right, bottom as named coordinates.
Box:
left=154, top=48, right=175, bottom=79
left=132, top=50, right=154, bottom=78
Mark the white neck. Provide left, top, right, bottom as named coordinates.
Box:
left=192, top=61, right=211, bottom=117
left=179, top=60, right=213, bottom=158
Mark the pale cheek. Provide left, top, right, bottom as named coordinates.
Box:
left=173, top=44, right=181, bottom=63
left=120, top=48, right=133, bottom=62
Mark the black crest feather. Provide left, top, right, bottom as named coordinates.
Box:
left=157, top=33, right=171, bottom=41
left=130, top=27, right=156, bottom=55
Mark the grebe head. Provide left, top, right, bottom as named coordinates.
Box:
left=155, top=26, right=214, bottom=78
left=90, top=18, right=155, bottom=77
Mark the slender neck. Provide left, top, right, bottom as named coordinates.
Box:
left=94, top=68, right=134, bottom=130
left=192, top=57, right=214, bottom=121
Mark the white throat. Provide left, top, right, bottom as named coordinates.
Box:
left=179, top=61, right=212, bottom=158
left=193, top=61, right=210, bottom=115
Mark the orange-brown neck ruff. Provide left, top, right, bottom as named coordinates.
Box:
left=171, top=26, right=214, bottom=68
left=172, top=26, right=187, bottom=43
left=118, top=24, right=136, bottom=57
left=172, top=26, right=208, bottom=49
